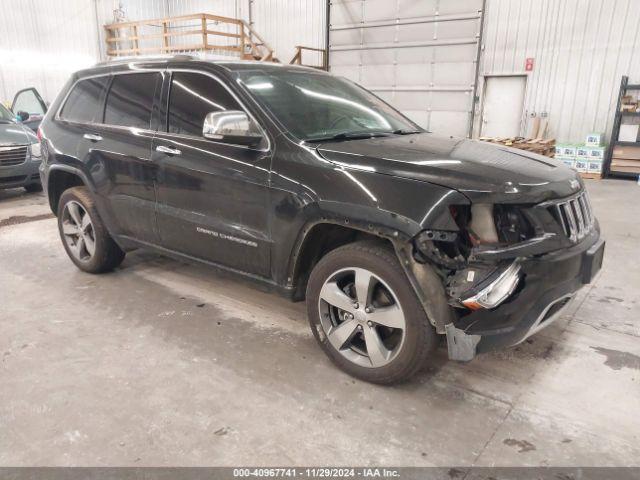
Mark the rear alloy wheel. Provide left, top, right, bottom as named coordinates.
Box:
left=57, top=187, right=125, bottom=273
left=307, top=241, right=437, bottom=384
left=61, top=200, right=97, bottom=263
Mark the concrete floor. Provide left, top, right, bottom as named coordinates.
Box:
left=0, top=180, right=639, bottom=467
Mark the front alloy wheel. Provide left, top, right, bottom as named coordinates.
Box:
left=318, top=267, right=406, bottom=368
left=307, top=241, right=437, bottom=384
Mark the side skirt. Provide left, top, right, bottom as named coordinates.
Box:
left=115, top=235, right=296, bottom=300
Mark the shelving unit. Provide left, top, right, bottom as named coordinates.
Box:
left=604, top=76, right=640, bottom=178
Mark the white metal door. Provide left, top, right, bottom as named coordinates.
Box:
left=480, top=76, right=527, bottom=138
left=328, top=0, right=484, bottom=138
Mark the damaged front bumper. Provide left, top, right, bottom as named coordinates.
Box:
left=445, top=229, right=605, bottom=360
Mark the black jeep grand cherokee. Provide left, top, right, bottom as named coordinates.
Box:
left=39, top=57, right=604, bottom=384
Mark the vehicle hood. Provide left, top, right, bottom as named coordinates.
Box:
left=0, top=122, right=37, bottom=146
left=316, top=134, right=582, bottom=203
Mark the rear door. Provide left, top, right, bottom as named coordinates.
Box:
left=76, top=71, right=163, bottom=244
left=153, top=70, right=272, bottom=277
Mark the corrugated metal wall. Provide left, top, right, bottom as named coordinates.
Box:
left=251, top=0, right=327, bottom=65
left=328, top=0, right=484, bottom=137
left=0, top=0, right=101, bottom=104
left=479, top=0, right=640, bottom=143
left=1, top=0, right=325, bottom=105
left=5, top=0, right=636, bottom=145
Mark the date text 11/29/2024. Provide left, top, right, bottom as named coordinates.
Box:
left=233, top=468, right=400, bottom=478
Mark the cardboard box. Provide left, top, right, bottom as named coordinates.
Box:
left=618, top=124, right=639, bottom=142
left=556, top=156, right=576, bottom=169
left=574, top=158, right=588, bottom=173
left=612, top=145, right=640, bottom=160
left=587, top=160, right=603, bottom=174
left=588, top=147, right=606, bottom=160
left=585, top=133, right=604, bottom=147
left=576, top=146, right=590, bottom=159
left=560, top=145, right=577, bottom=157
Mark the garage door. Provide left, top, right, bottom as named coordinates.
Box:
left=328, top=0, right=484, bottom=138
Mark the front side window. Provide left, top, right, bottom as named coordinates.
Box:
left=104, top=72, right=160, bottom=129
left=167, top=72, right=243, bottom=137
left=13, top=88, right=46, bottom=116
left=60, top=77, right=110, bottom=123
left=237, top=69, right=420, bottom=141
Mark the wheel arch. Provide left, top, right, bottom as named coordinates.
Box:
left=46, top=165, right=91, bottom=215
left=288, top=218, right=408, bottom=301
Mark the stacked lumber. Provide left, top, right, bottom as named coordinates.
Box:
left=478, top=137, right=556, bottom=158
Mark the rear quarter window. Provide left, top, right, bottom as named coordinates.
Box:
left=59, top=76, right=110, bottom=123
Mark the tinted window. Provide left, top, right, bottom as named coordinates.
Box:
left=168, top=72, right=242, bottom=136
left=237, top=70, right=418, bottom=141
left=60, top=77, right=110, bottom=123
left=104, top=73, right=160, bottom=129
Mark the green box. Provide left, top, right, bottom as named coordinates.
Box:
left=588, top=147, right=606, bottom=160
left=556, top=155, right=576, bottom=169
left=574, top=158, right=588, bottom=173
left=558, top=145, right=577, bottom=158
left=576, top=146, right=590, bottom=159
left=585, top=133, right=604, bottom=147
left=587, top=160, right=603, bottom=174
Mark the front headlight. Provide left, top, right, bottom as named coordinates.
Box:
left=30, top=142, right=41, bottom=161
left=460, top=262, right=522, bottom=310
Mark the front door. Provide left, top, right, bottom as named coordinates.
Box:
left=12, top=87, right=48, bottom=131
left=480, top=75, right=527, bottom=138
left=153, top=71, right=272, bottom=278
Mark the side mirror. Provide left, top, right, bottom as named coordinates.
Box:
left=203, top=110, right=263, bottom=147
left=16, top=111, right=30, bottom=122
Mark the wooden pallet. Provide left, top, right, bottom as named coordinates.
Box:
left=478, top=137, right=556, bottom=158
left=103, top=13, right=327, bottom=68
left=579, top=172, right=602, bottom=180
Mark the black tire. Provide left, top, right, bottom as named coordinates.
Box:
left=306, top=241, right=437, bottom=384
left=24, top=183, right=43, bottom=193
left=57, top=186, right=125, bottom=273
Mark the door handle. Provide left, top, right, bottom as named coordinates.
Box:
left=83, top=133, right=102, bottom=142
left=156, top=145, right=181, bottom=156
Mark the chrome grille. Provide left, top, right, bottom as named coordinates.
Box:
left=0, top=145, right=28, bottom=167
left=552, top=191, right=595, bottom=242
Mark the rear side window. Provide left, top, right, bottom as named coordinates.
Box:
left=104, top=72, right=160, bottom=129
left=168, top=72, right=242, bottom=137
left=59, top=77, right=110, bottom=123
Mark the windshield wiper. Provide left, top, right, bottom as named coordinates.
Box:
left=306, top=131, right=394, bottom=143
left=392, top=129, right=422, bottom=135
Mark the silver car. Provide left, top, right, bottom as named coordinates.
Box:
left=0, top=103, right=42, bottom=192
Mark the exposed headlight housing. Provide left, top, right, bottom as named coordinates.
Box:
left=460, top=262, right=521, bottom=310
left=30, top=142, right=42, bottom=161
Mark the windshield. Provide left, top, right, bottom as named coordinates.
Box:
left=0, top=103, right=15, bottom=123
left=237, top=69, right=421, bottom=141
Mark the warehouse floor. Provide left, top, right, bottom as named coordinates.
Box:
left=1, top=180, right=638, bottom=467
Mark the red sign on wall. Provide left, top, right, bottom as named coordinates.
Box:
left=525, top=58, right=535, bottom=71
